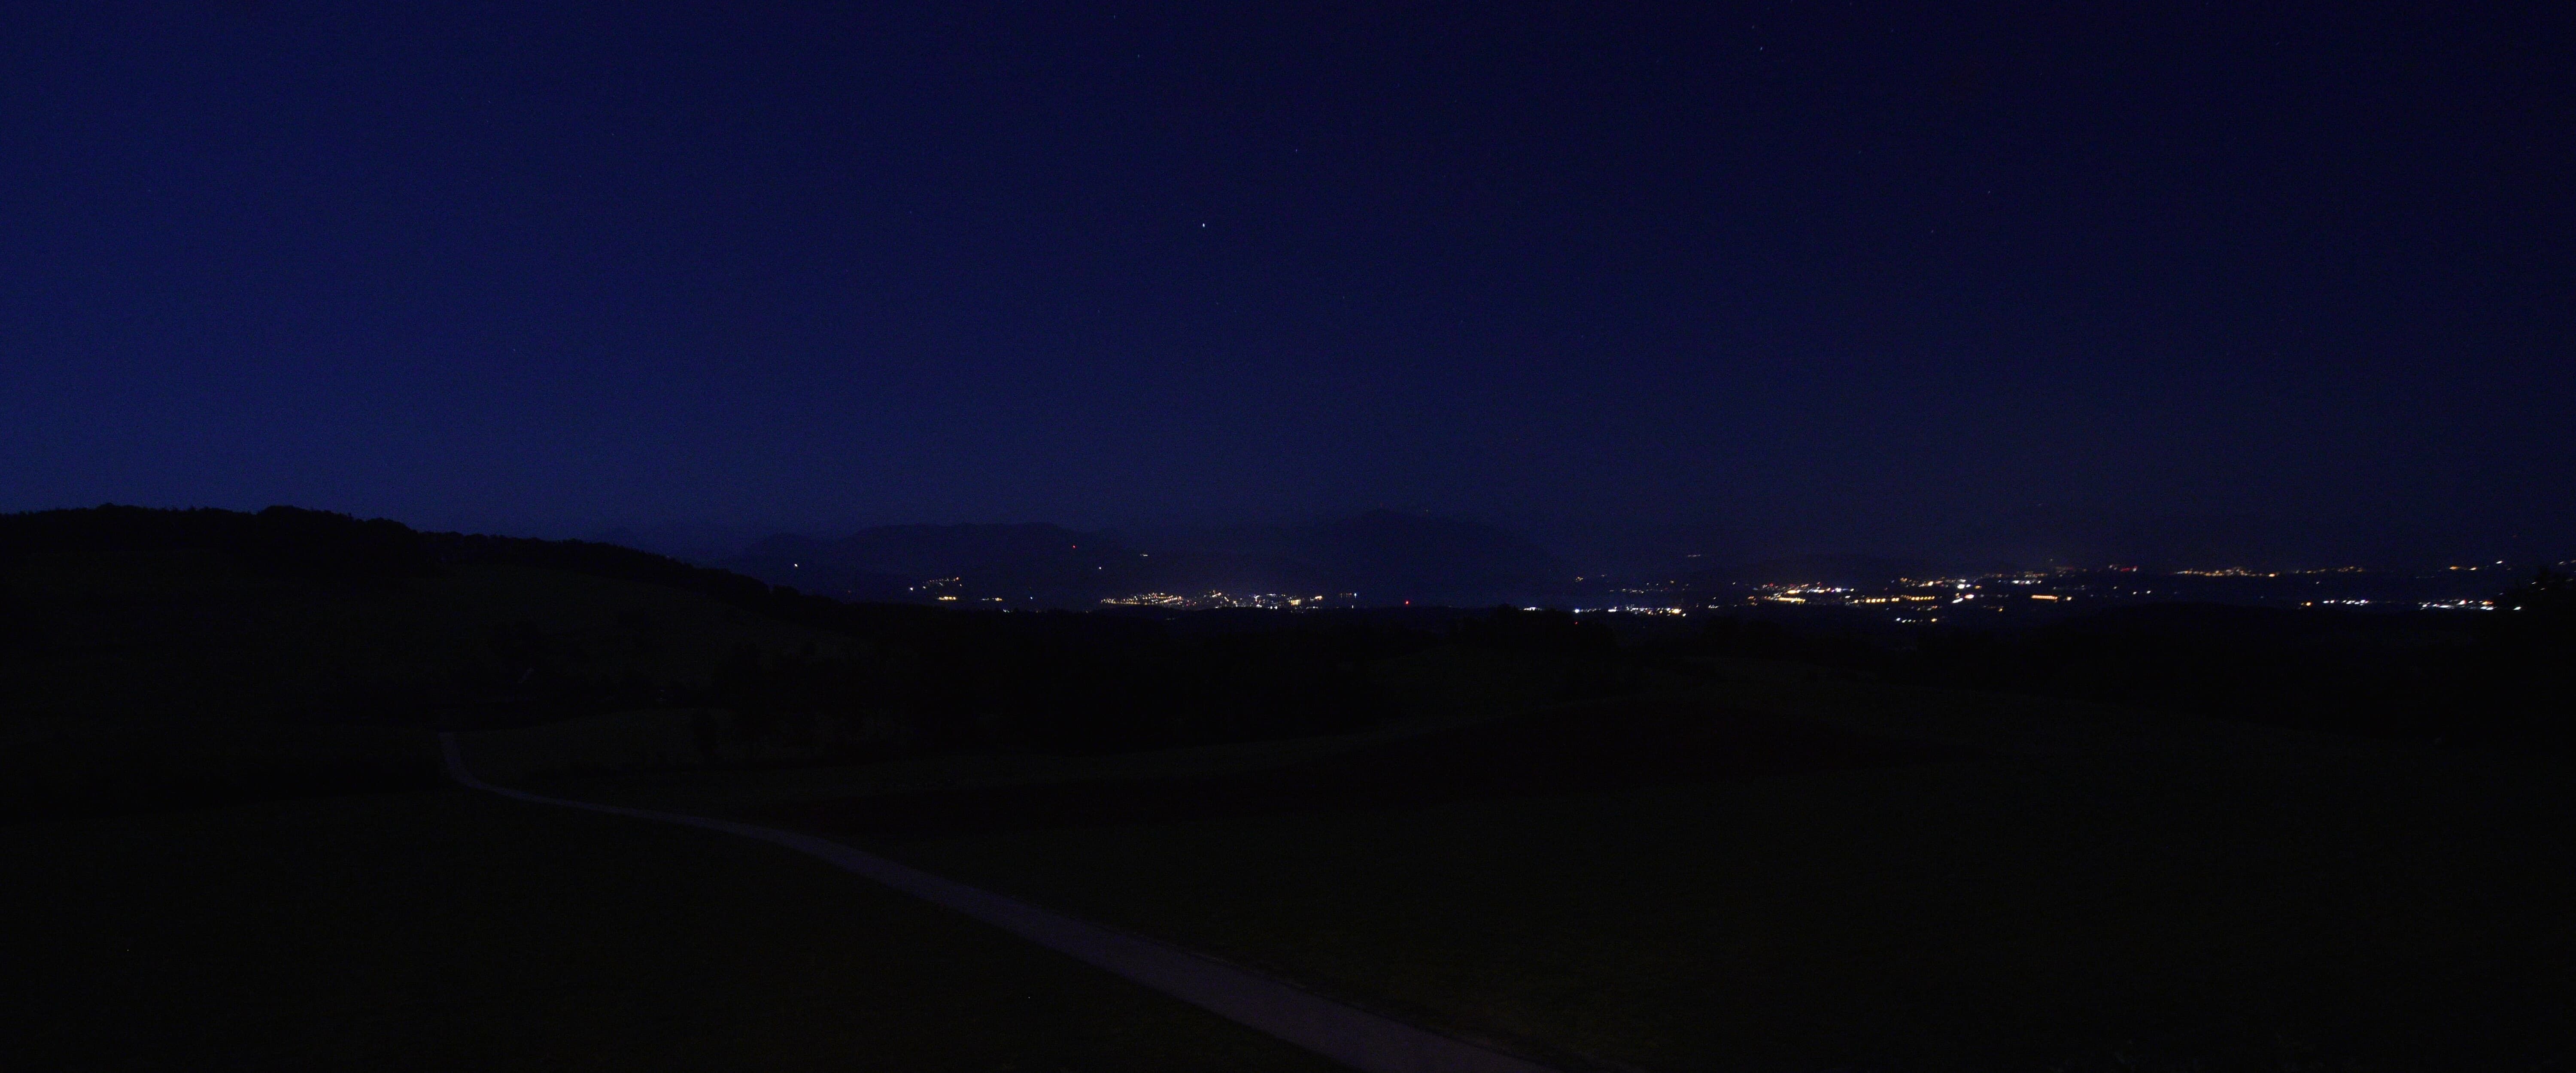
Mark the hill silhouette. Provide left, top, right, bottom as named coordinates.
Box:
left=0, top=505, right=874, bottom=819
left=727, top=523, right=1143, bottom=604
left=15, top=504, right=2563, bottom=825
left=0, top=506, right=1514, bottom=819
left=1707, top=553, right=1943, bottom=587
left=713, top=511, right=1567, bottom=607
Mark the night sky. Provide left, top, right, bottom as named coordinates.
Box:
left=6, top=3, right=2570, bottom=568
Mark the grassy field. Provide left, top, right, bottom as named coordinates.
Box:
left=569, top=670, right=2576, bottom=1072
left=0, top=785, right=1344, bottom=1072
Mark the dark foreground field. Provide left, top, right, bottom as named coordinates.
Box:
left=13, top=679, right=2574, bottom=1072
left=12, top=507, right=2571, bottom=1070
left=0, top=786, right=1341, bottom=1072
left=776, top=695, right=1947, bottom=840
left=718, top=676, right=2576, bottom=1073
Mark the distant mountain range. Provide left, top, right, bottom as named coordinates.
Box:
left=1701, top=554, right=1945, bottom=587
left=596, top=510, right=2568, bottom=612
left=728, top=524, right=1138, bottom=605
left=699, top=510, right=1568, bottom=608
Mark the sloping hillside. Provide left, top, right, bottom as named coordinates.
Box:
left=0, top=506, right=859, bottom=819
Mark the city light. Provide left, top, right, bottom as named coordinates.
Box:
left=1101, top=591, right=1357, bottom=610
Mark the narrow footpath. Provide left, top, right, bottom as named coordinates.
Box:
left=438, top=734, right=1562, bottom=1073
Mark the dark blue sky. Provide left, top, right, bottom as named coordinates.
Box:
left=5, top=3, right=2569, bottom=567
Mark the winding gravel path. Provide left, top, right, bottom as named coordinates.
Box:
left=439, top=734, right=1562, bottom=1073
